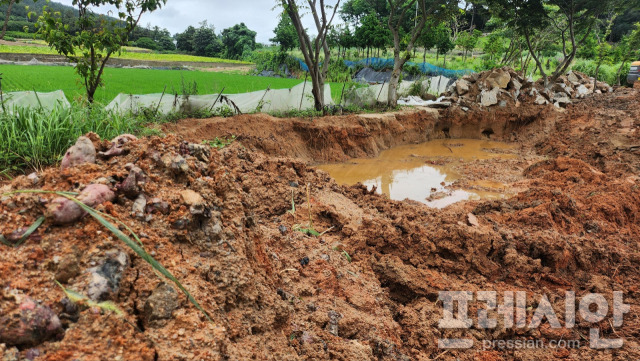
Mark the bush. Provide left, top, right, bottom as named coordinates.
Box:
left=572, top=58, right=624, bottom=85
left=0, top=104, right=147, bottom=175
left=135, top=37, right=158, bottom=51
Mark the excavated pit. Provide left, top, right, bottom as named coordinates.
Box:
left=317, top=139, right=520, bottom=208
left=1, top=90, right=640, bottom=361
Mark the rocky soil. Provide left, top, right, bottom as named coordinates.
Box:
left=1, top=88, right=639, bottom=360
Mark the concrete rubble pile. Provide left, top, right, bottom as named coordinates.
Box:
left=442, top=66, right=614, bottom=109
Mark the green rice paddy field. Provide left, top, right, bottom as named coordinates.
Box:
left=0, top=65, right=346, bottom=104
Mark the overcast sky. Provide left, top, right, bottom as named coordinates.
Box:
left=55, top=0, right=339, bottom=44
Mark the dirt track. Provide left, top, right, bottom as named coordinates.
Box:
left=1, top=89, right=640, bottom=360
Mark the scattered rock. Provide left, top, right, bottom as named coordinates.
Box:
left=187, top=143, right=211, bottom=163
left=55, top=254, right=80, bottom=284
left=144, top=283, right=179, bottom=328
left=2, top=346, right=19, bottom=361
left=60, top=136, right=96, bottom=171
left=117, top=164, right=147, bottom=199
left=0, top=295, right=64, bottom=347
left=455, top=79, right=470, bottom=95
left=300, top=257, right=310, bottom=267
left=467, top=213, right=479, bottom=227
left=86, top=250, right=129, bottom=302
left=46, top=184, right=115, bottom=225
left=180, top=190, right=206, bottom=216
left=480, top=88, right=499, bottom=107
left=170, top=155, right=189, bottom=175
left=326, top=310, right=343, bottom=336
left=146, top=198, right=170, bottom=215
left=131, top=194, right=147, bottom=219
left=485, top=69, right=511, bottom=89
left=446, top=67, right=613, bottom=108
left=98, top=134, right=137, bottom=159
left=26, top=173, right=39, bottom=186
left=24, top=349, right=39, bottom=361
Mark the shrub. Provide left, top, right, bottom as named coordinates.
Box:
left=0, top=104, right=146, bottom=175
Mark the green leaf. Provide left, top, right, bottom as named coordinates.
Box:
left=0, top=216, right=45, bottom=248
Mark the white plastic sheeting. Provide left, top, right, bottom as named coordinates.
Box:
left=344, top=76, right=453, bottom=107
left=0, top=90, right=71, bottom=112
left=106, top=83, right=334, bottom=115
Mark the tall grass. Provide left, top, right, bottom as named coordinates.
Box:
left=0, top=104, right=147, bottom=175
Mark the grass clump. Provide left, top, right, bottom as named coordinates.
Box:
left=0, top=104, right=147, bottom=175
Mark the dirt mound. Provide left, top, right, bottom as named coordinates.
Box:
left=445, top=67, right=613, bottom=109
left=2, top=90, right=640, bottom=360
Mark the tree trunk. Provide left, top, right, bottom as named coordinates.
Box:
left=1, top=0, right=16, bottom=40
left=423, top=48, right=426, bottom=63
left=388, top=51, right=402, bottom=108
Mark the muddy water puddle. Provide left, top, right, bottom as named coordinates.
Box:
left=318, top=139, right=518, bottom=208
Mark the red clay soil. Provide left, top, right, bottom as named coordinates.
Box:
left=1, top=89, right=639, bottom=361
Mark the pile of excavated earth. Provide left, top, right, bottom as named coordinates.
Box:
left=1, top=72, right=640, bottom=361
left=444, top=67, right=614, bottom=109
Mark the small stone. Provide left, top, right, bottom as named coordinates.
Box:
left=170, top=155, right=189, bottom=174
left=146, top=198, right=169, bottom=215
left=2, top=346, right=19, bottom=361
left=187, top=143, right=211, bottom=162
left=567, top=71, right=579, bottom=83
left=25, top=348, right=40, bottom=361
left=26, top=173, right=39, bottom=185
left=534, top=95, right=548, bottom=105
left=180, top=190, right=204, bottom=207
left=60, top=136, right=96, bottom=171
left=117, top=165, right=147, bottom=199
left=467, top=213, right=480, bottom=227
left=278, top=225, right=288, bottom=235
left=0, top=297, right=64, bottom=347
left=55, top=255, right=80, bottom=284
left=144, top=283, right=179, bottom=328
left=289, top=181, right=299, bottom=188
left=131, top=195, right=147, bottom=219
left=86, top=250, right=129, bottom=302
left=326, top=310, right=342, bottom=336
left=300, top=257, right=310, bottom=267
left=509, top=78, right=522, bottom=91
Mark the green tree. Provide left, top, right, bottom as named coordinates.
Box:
left=221, top=23, right=257, bottom=59
left=487, top=0, right=639, bottom=86
left=0, top=0, right=17, bottom=39
left=35, top=0, right=166, bottom=103
left=355, top=12, right=381, bottom=58
left=614, top=23, right=640, bottom=84
left=418, top=20, right=439, bottom=63
left=483, top=32, right=503, bottom=62
left=434, top=23, right=454, bottom=67
left=157, top=34, right=175, bottom=51
left=456, top=29, right=481, bottom=61
left=270, top=14, right=298, bottom=52
left=193, top=21, right=223, bottom=57
left=175, top=25, right=196, bottom=53
left=386, top=0, right=458, bottom=107
left=340, top=0, right=389, bottom=25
